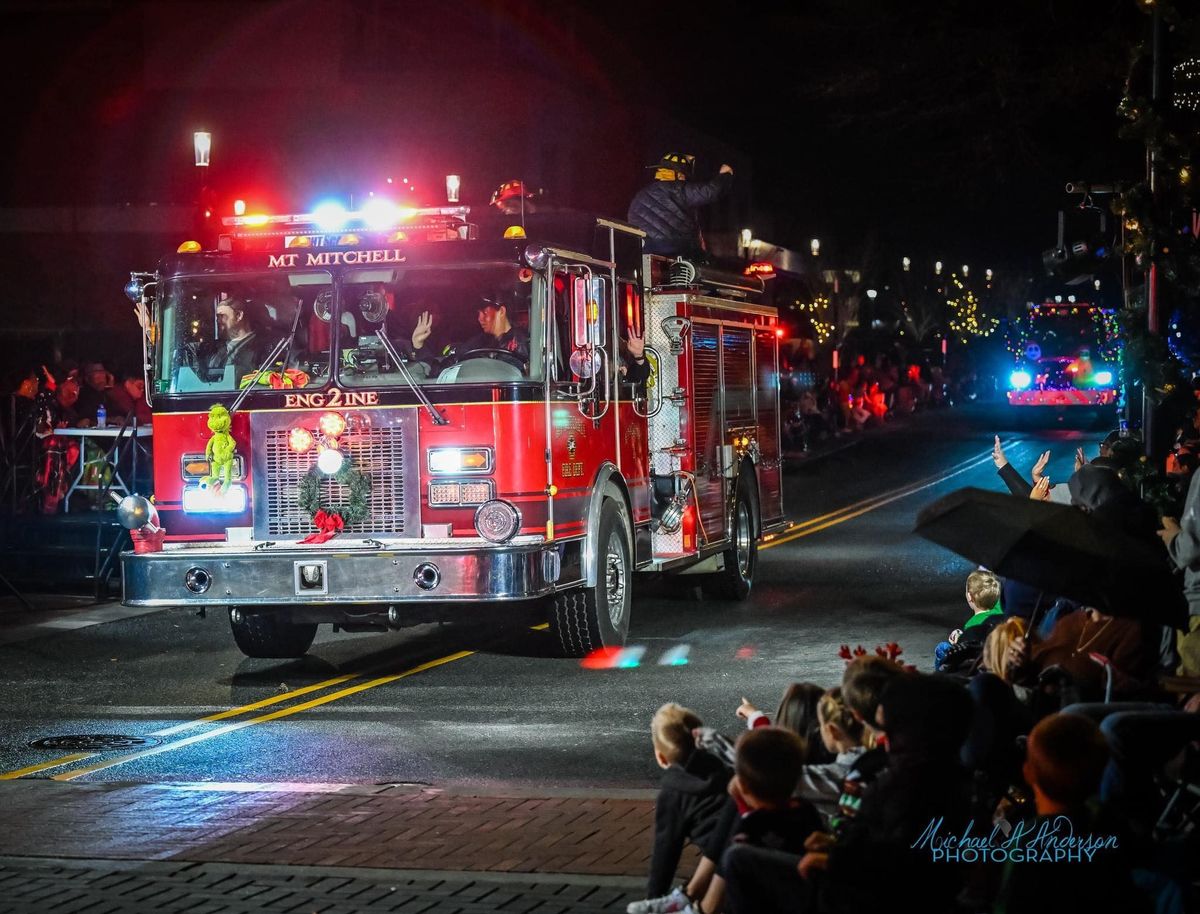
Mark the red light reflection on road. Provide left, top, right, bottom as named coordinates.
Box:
left=734, top=645, right=757, bottom=660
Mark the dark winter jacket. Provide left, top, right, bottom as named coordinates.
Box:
left=732, top=801, right=823, bottom=855
left=627, top=172, right=733, bottom=258
left=647, top=748, right=734, bottom=897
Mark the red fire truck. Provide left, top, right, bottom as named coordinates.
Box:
left=119, top=201, right=787, bottom=658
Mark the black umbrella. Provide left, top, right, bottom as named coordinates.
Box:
left=914, top=486, right=1186, bottom=628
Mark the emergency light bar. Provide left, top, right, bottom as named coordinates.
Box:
left=221, top=205, right=471, bottom=230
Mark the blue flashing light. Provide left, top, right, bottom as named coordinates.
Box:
left=616, top=645, right=647, bottom=669
left=657, top=645, right=691, bottom=667
left=1093, top=370, right=1113, bottom=386
left=312, top=200, right=349, bottom=233
left=1009, top=370, right=1032, bottom=390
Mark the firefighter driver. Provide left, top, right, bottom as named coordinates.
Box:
left=204, top=298, right=264, bottom=384
left=410, top=296, right=530, bottom=369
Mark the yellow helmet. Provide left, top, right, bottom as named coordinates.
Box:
left=653, top=152, right=695, bottom=181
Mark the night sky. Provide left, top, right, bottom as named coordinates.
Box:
left=0, top=0, right=1164, bottom=272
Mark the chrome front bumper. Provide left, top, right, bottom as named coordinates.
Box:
left=121, top=537, right=580, bottom=607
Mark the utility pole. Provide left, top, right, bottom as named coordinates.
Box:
left=1144, top=3, right=1164, bottom=458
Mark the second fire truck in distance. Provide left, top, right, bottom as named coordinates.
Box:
left=120, top=200, right=787, bottom=658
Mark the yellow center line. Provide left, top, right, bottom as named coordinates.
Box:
left=53, top=650, right=476, bottom=782
left=764, top=440, right=1014, bottom=550
left=153, top=672, right=362, bottom=737
left=0, top=753, right=93, bottom=781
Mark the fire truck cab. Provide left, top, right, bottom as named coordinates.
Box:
left=121, top=204, right=787, bottom=658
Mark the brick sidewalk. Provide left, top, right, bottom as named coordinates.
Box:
left=0, top=857, right=642, bottom=913
left=0, top=780, right=697, bottom=912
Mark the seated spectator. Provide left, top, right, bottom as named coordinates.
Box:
left=994, top=713, right=1147, bottom=914
left=793, top=688, right=867, bottom=825
left=74, top=361, right=117, bottom=427
left=628, top=703, right=733, bottom=914
left=736, top=682, right=834, bottom=763
left=1005, top=607, right=1162, bottom=704
left=981, top=616, right=1028, bottom=681
left=827, top=655, right=905, bottom=831
left=721, top=673, right=975, bottom=914
left=107, top=370, right=153, bottom=426
left=1062, top=700, right=1200, bottom=832
left=935, top=569, right=1005, bottom=673
left=685, top=728, right=821, bottom=914
left=51, top=372, right=82, bottom=429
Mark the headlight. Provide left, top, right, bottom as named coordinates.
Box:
left=1009, top=370, right=1032, bottom=390
left=1093, top=370, right=1113, bottom=386
left=427, top=447, right=493, bottom=474
left=474, top=499, right=521, bottom=543
left=182, top=484, right=247, bottom=514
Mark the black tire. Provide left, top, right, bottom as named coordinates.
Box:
left=703, top=477, right=759, bottom=601
left=229, top=609, right=318, bottom=658
left=549, top=497, right=632, bottom=657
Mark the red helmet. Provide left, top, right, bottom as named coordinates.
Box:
left=491, top=180, right=533, bottom=207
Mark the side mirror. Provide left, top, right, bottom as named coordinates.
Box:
left=571, top=275, right=605, bottom=348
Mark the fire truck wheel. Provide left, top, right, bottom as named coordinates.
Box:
left=704, top=479, right=758, bottom=601
left=229, top=609, right=318, bottom=658
left=549, top=497, right=632, bottom=657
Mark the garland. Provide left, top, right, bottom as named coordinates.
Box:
left=297, top=459, right=370, bottom=543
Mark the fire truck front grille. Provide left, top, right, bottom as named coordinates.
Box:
left=257, top=417, right=414, bottom=539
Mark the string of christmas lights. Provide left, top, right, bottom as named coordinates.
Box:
left=945, top=275, right=998, bottom=343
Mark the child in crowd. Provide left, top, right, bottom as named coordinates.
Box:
left=629, top=703, right=734, bottom=914
left=794, top=688, right=867, bottom=825
left=728, top=727, right=823, bottom=852
left=935, top=569, right=1004, bottom=673
left=663, top=727, right=823, bottom=914
left=734, top=681, right=833, bottom=763
left=994, top=713, right=1145, bottom=913
left=829, top=654, right=904, bottom=831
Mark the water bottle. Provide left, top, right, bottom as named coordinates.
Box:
left=96, top=403, right=107, bottom=429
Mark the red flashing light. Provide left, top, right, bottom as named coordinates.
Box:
left=318, top=412, right=347, bottom=438
left=775, top=328, right=785, bottom=339
left=288, top=427, right=314, bottom=453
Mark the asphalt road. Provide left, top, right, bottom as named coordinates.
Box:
left=0, top=404, right=1107, bottom=789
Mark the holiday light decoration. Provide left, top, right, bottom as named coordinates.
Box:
left=1173, top=57, right=1200, bottom=113
left=945, top=275, right=997, bottom=343
left=793, top=294, right=835, bottom=343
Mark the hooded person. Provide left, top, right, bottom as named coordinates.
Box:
left=1067, top=463, right=1159, bottom=543
left=627, top=153, right=733, bottom=260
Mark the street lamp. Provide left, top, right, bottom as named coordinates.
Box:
left=902, top=256, right=911, bottom=272
left=740, top=228, right=753, bottom=259
left=866, top=289, right=878, bottom=300
left=193, top=131, right=211, bottom=168
left=810, top=238, right=820, bottom=257
left=985, top=268, right=993, bottom=282
left=961, top=264, right=969, bottom=277
left=934, top=261, right=943, bottom=276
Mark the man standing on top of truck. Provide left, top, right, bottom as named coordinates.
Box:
left=627, top=153, right=733, bottom=260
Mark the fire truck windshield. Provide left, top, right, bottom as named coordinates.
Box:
left=157, top=272, right=333, bottom=395
left=337, top=264, right=541, bottom=386
left=1016, top=308, right=1116, bottom=361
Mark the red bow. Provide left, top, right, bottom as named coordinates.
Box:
left=299, top=509, right=345, bottom=544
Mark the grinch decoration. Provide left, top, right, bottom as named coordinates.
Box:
left=297, top=458, right=371, bottom=544
left=201, top=404, right=237, bottom=492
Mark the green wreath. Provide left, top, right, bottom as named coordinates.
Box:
left=297, top=459, right=371, bottom=526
